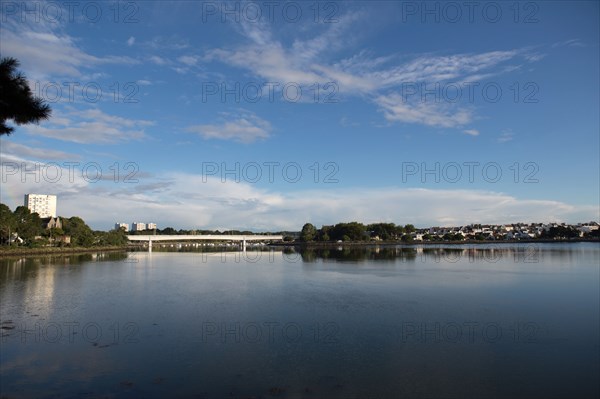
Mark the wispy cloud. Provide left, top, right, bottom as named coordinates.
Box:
left=185, top=111, right=271, bottom=143
left=0, top=20, right=137, bottom=78
left=22, top=108, right=153, bottom=144
left=149, top=55, right=169, bottom=66
left=552, top=39, right=586, bottom=48
left=0, top=140, right=81, bottom=161
left=376, top=94, right=473, bottom=128
left=498, top=130, right=514, bottom=143
left=463, top=129, right=480, bottom=136
left=177, top=55, right=199, bottom=66
left=204, top=13, right=536, bottom=131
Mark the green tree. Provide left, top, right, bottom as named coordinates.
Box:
left=300, top=223, right=317, bottom=242
left=367, top=223, right=397, bottom=240
left=541, top=226, right=579, bottom=239
left=0, top=57, right=51, bottom=135
left=13, top=206, right=43, bottom=244
left=97, top=228, right=129, bottom=246
left=401, top=234, right=414, bottom=243
left=330, top=222, right=366, bottom=241
left=0, top=203, right=16, bottom=244
left=160, top=227, right=177, bottom=235
left=63, top=216, right=94, bottom=247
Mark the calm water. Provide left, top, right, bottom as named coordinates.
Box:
left=1, top=243, right=599, bottom=398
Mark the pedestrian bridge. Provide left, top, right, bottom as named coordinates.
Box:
left=127, top=234, right=284, bottom=252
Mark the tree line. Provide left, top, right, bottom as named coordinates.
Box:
left=298, top=221, right=598, bottom=242
left=0, top=203, right=128, bottom=248
left=300, top=222, right=417, bottom=242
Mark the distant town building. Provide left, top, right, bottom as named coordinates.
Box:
left=115, top=222, right=129, bottom=232
left=43, top=216, right=62, bottom=230
left=24, top=194, right=57, bottom=218
left=147, top=223, right=157, bottom=230
left=132, top=222, right=146, bottom=232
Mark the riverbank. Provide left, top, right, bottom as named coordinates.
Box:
left=0, top=245, right=132, bottom=258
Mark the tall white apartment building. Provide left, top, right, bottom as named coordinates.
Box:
left=24, top=194, right=57, bottom=218
left=132, top=222, right=146, bottom=232
left=115, top=223, right=130, bottom=232
left=146, top=223, right=157, bottom=230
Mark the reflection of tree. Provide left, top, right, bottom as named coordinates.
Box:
left=298, top=247, right=418, bottom=262
left=0, top=252, right=128, bottom=283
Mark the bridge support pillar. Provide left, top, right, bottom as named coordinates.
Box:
left=148, top=239, right=152, bottom=253
left=242, top=238, right=246, bottom=252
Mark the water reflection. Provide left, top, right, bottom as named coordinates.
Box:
left=294, top=243, right=600, bottom=266
left=0, top=245, right=598, bottom=398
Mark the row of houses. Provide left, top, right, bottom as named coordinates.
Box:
left=115, top=222, right=157, bottom=232
left=409, top=222, right=599, bottom=241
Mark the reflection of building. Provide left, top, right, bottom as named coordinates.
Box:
left=132, top=222, right=146, bottom=232
left=147, top=223, right=157, bottom=230
left=115, top=222, right=129, bottom=232
left=25, top=194, right=57, bottom=218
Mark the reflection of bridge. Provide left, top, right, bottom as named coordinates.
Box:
left=127, top=235, right=283, bottom=252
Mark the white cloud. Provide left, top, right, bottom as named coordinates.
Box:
left=186, top=112, right=271, bottom=143
left=0, top=140, right=80, bottom=161
left=149, top=55, right=169, bottom=65
left=1, top=166, right=597, bottom=230
left=22, top=108, right=154, bottom=144
left=127, top=36, right=136, bottom=46
left=205, top=14, right=534, bottom=131
left=498, top=130, right=514, bottom=143
left=463, top=129, right=480, bottom=136
left=177, top=55, right=199, bottom=66
left=0, top=20, right=137, bottom=78
left=552, top=39, right=586, bottom=48
left=376, top=94, right=473, bottom=128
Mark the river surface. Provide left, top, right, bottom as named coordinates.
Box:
left=1, top=243, right=599, bottom=398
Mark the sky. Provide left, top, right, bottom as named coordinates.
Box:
left=0, top=0, right=598, bottom=231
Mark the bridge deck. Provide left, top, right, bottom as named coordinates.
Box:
left=127, top=235, right=283, bottom=241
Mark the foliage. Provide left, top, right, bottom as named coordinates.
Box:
left=0, top=203, right=16, bottom=243
left=366, top=223, right=397, bottom=240
left=0, top=57, right=51, bottom=135
left=13, top=206, right=43, bottom=243
left=94, top=228, right=129, bottom=246
left=62, top=217, right=95, bottom=246
left=540, top=226, right=580, bottom=239
left=300, top=223, right=317, bottom=242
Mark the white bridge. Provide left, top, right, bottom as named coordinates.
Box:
left=127, top=235, right=284, bottom=252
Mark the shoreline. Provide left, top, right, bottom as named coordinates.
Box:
left=0, top=245, right=132, bottom=258
left=1, top=239, right=597, bottom=258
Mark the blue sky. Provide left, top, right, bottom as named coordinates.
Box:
left=0, top=0, right=598, bottom=230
